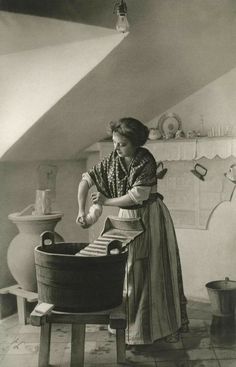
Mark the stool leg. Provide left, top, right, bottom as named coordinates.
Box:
left=38, top=322, right=51, bottom=367
left=17, top=296, right=27, bottom=325
left=116, top=329, right=126, bottom=363
left=71, top=324, right=85, bottom=367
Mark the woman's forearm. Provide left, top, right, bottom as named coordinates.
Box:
left=78, top=180, right=89, bottom=213
left=103, top=193, right=135, bottom=208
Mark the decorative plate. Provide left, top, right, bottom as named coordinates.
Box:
left=157, top=113, right=182, bottom=138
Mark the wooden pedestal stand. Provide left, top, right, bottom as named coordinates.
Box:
left=30, top=302, right=127, bottom=367
left=0, top=284, right=38, bottom=324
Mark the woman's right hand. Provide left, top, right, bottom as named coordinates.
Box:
left=76, top=212, right=87, bottom=228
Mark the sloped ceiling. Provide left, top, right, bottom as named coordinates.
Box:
left=0, top=11, right=125, bottom=158
left=1, top=0, right=236, bottom=161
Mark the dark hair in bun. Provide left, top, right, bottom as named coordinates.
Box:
left=109, top=117, right=149, bottom=147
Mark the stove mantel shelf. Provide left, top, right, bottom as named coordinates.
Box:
left=85, top=136, right=236, bottom=161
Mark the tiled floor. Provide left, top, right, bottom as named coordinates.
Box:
left=0, top=301, right=236, bottom=366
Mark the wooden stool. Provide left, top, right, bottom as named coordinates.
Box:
left=30, top=302, right=126, bottom=367
left=0, top=284, right=38, bottom=324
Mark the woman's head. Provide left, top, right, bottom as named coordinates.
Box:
left=109, top=117, right=149, bottom=147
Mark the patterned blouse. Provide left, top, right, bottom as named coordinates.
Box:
left=83, top=147, right=157, bottom=204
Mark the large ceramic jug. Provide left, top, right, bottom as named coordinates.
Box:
left=7, top=211, right=64, bottom=292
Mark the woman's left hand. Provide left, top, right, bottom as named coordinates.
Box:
left=91, top=191, right=106, bottom=205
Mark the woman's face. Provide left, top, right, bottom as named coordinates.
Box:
left=112, top=132, right=136, bottom=158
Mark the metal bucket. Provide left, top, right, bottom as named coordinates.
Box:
left=206, top=277, right=236, bottom=317
left=34, top=232, right=128, bottom=312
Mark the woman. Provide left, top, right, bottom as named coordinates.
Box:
left=76, top=117, right=189, bottom=345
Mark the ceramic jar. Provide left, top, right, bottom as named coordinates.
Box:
left=7, top=212, right=64, bottom=292
left=148, top=128, right=162, bottom=140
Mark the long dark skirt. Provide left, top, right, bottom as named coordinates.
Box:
left=119, top=198, right=189, bottom=345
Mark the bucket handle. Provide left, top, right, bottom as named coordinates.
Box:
left=40, top=231, right=55, bottom=248
left=107, top=240, right=122, bottom=255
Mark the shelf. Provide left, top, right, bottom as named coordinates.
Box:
left=86, top=137, right=236, bottom=161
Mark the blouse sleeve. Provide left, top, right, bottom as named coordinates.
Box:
left=81, top=172, right=94, bottom=189
left=86, top=153, right=112, bottom=196
left=128, top=186, right=152, bottom=204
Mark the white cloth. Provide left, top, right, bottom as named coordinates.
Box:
left=85, top=204, right=103, bottom=226
left=196, top=137, right=236, bottom=159
left=147, top=140, right=196, bottom=161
